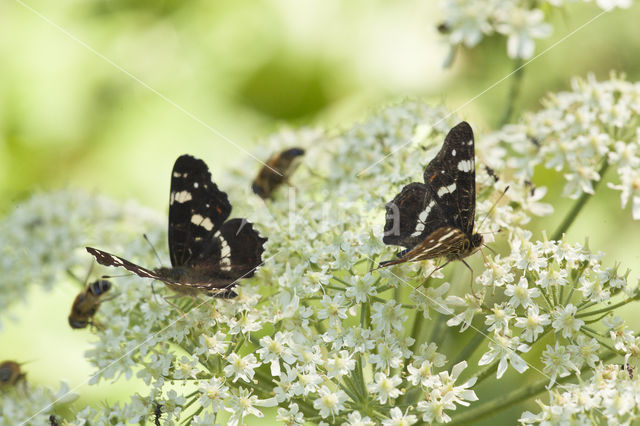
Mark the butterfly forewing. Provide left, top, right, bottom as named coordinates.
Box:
left=86, top=247, right=171, bottom=282
left=422, top=121, right=476, bottom=235
left=169, top=155, right=232, bottom=267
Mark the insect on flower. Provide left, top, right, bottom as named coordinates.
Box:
left=252, top=147, right=305, bottom=199
left=86, top=154, right=267, bottom=298
left=0, top=360, right=26, bottom=388
left=68, top=279, right=114, bottom=329
left=379, top=122, right=484, bottom=284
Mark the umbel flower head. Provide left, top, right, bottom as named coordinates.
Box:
left=438, top=0, right=631, bottom=61
left=2, top=77, right=640, bottom=424
left=488, top=73, right=640, bottom=219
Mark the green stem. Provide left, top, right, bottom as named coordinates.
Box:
left=577, top=298, right=634, bottom=318
left=551, top=161, right=609, bottom=241
left=581, top=327, right=619, bottom=354
left=499, top=58, right=525, bottom=127
left=331, top=277, right=350, bottom=286
left=453, top=331, right=486, bottom=367
left=449, top=351, right=618, bottom=425
left=371, top=296, right=415, bottom=309
left=473, top=361, right=499, bottom=385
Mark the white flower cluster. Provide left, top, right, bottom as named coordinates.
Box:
left=0, top=190, right=163, bottom=327
left=438, top=0, right=632, bottom=60
left=3, top=93, right=639, bottom=423
left=0, top=380, right=76, bottom=425
left=466, top=232, right=634, bottom=385
left=55, top=101, right=550, bottom=424
left=520, top=363, right=640, bottom=424
left=489, top=73, right=640, bottom=219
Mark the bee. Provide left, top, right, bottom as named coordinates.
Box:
left=0, top=360, right=26, bottom=387
left=252, top=147, right=305, bottom=199
left=68, top=279, right=114, bottom=329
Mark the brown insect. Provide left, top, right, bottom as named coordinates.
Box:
left=68, top=279, right=115, bottom=329
left=252, top=148, right=305, bottom=199
left=0, top=360, right=26, bottom=387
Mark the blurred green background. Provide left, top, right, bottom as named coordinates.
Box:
left=2, top=0, right=640, bottom=423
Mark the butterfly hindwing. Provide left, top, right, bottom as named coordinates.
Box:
left=383, top=182, right=448, bottom=249
left=190, top=218, right=266, bottom=277
left=169, top=155, right=232, bottom=267
left=422, top=121, right=476, bottom=235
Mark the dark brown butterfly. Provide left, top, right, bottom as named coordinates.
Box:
left=87, top=155, right=267, bottom=298
left=380, top=122, right=482, bottom=270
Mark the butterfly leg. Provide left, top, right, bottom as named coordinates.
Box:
left=460, top=259, right=480, bottom=300
left=421, top=260, right=449, bottom=285
left=161, top=293, right=188, bottom=317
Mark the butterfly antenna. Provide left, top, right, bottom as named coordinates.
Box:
left=476, top=186, right=509, bottom=231
left=143, top=234, right=164, bottom=265
left=100, top=273, right=134, bottom=279
left=482, top=244, right=497, bottom=255
left=65, top=268, right=83, bottom=285
left=81, top=261, right=95, bottom=286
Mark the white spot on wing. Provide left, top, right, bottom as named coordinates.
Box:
left=451, top=149, right=456, bottom=156
left=457, top=159, right=473, bottom=172
left=170, top=190, right=192, bottom=204
left=437, top=183, right=456, bottom=197
left=191, top=214, right=214, bottom=231
left=467, top=140, right=473, bottom=146
left=411, top=200, right=435, bottom=237
left=193, top=182, right=199, bottom=188
left=173, top=172, right=181, bottom=177
left=438, top=230, right=456, bottom=242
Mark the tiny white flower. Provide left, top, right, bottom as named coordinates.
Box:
left=200, top=332, right=230, bottom=355
left=313, top=386, right=347, bottom=419
left=514, top=305, right=551, bottom=342
left=326, top=350, right=356, bottom=379
left=551, top=304, right=584, bottom=339
left=478, top=331, right=530, bottom=378
left=371, top=300, right=408, bottom=335
left=199, top=377, right=230, bottom=411
left=345, top=273, right=378, bottom=302
left=504, top=276, right=541, bottom=309
left=342, top=410, right=375, bottom=426
left=369, top=372, right=403, bottom=404
left=369, top=341, right=404, bottom=371
left=541, top=342, right=578, bottom=387
left=381, top=407, right=418, bottom=426
left=224, top=353, right=260, bottom=383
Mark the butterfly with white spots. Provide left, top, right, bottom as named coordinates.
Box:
left=380, top=121, right=482, bottom=269
left=87, top=155, right=267, bottom=298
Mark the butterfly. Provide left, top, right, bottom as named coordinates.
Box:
left=252, top=147, right=305, bottom=199
left=379, top=121, right=483, bottom=270
left=87, top=154, right=267, bottom=298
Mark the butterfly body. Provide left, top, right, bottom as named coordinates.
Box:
left=87, top=155, right=266, bottom=297
left=380, top=122, right=481, bottom=268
